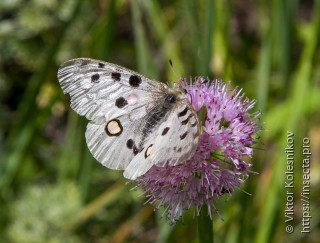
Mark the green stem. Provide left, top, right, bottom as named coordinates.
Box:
left=198, top=206, right=214, bottom=243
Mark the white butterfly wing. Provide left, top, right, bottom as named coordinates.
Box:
left=58, top=58, right=163, bottom=170
left=58, top=58, right=162, bottom=121
left=123, top=101, right=200, bottom=179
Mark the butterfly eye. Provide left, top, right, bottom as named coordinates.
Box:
left=165, top=94, right=176, bottom=104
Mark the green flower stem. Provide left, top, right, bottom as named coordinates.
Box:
left=198, top=207, right=214, bottom=243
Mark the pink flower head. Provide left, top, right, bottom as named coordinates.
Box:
left=136, top=77, right=261, bottom=223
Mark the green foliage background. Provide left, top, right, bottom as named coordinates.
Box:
left=0, top=0, right=319, bottom=242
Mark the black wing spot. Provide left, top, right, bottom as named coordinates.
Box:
left=98, top=63, right=105, bottom=68
left=115, top=97, right=128, bottom=108
left=127, top=139, right=134, bottom=149
left=127, top=139, right=141, bottom=155
left=180, top=131, right=188, bottom=140
left=181, top=114, right=192, bottom=125
left=178, top=107, right=188, bottom=117
left=111, top=72, right=121, bottom=81
left=91, top=74, right=100, bottom=83
left=129, top=75, right=142, bottom=87
left=133, top=145, right=139, bottom=155
left=162, top=127, right=170, bottom=136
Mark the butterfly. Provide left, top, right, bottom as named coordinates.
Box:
left=57, top=58, right=200, bottom=180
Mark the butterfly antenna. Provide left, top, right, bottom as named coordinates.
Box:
left=169, top=59, right=179, bottom=80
